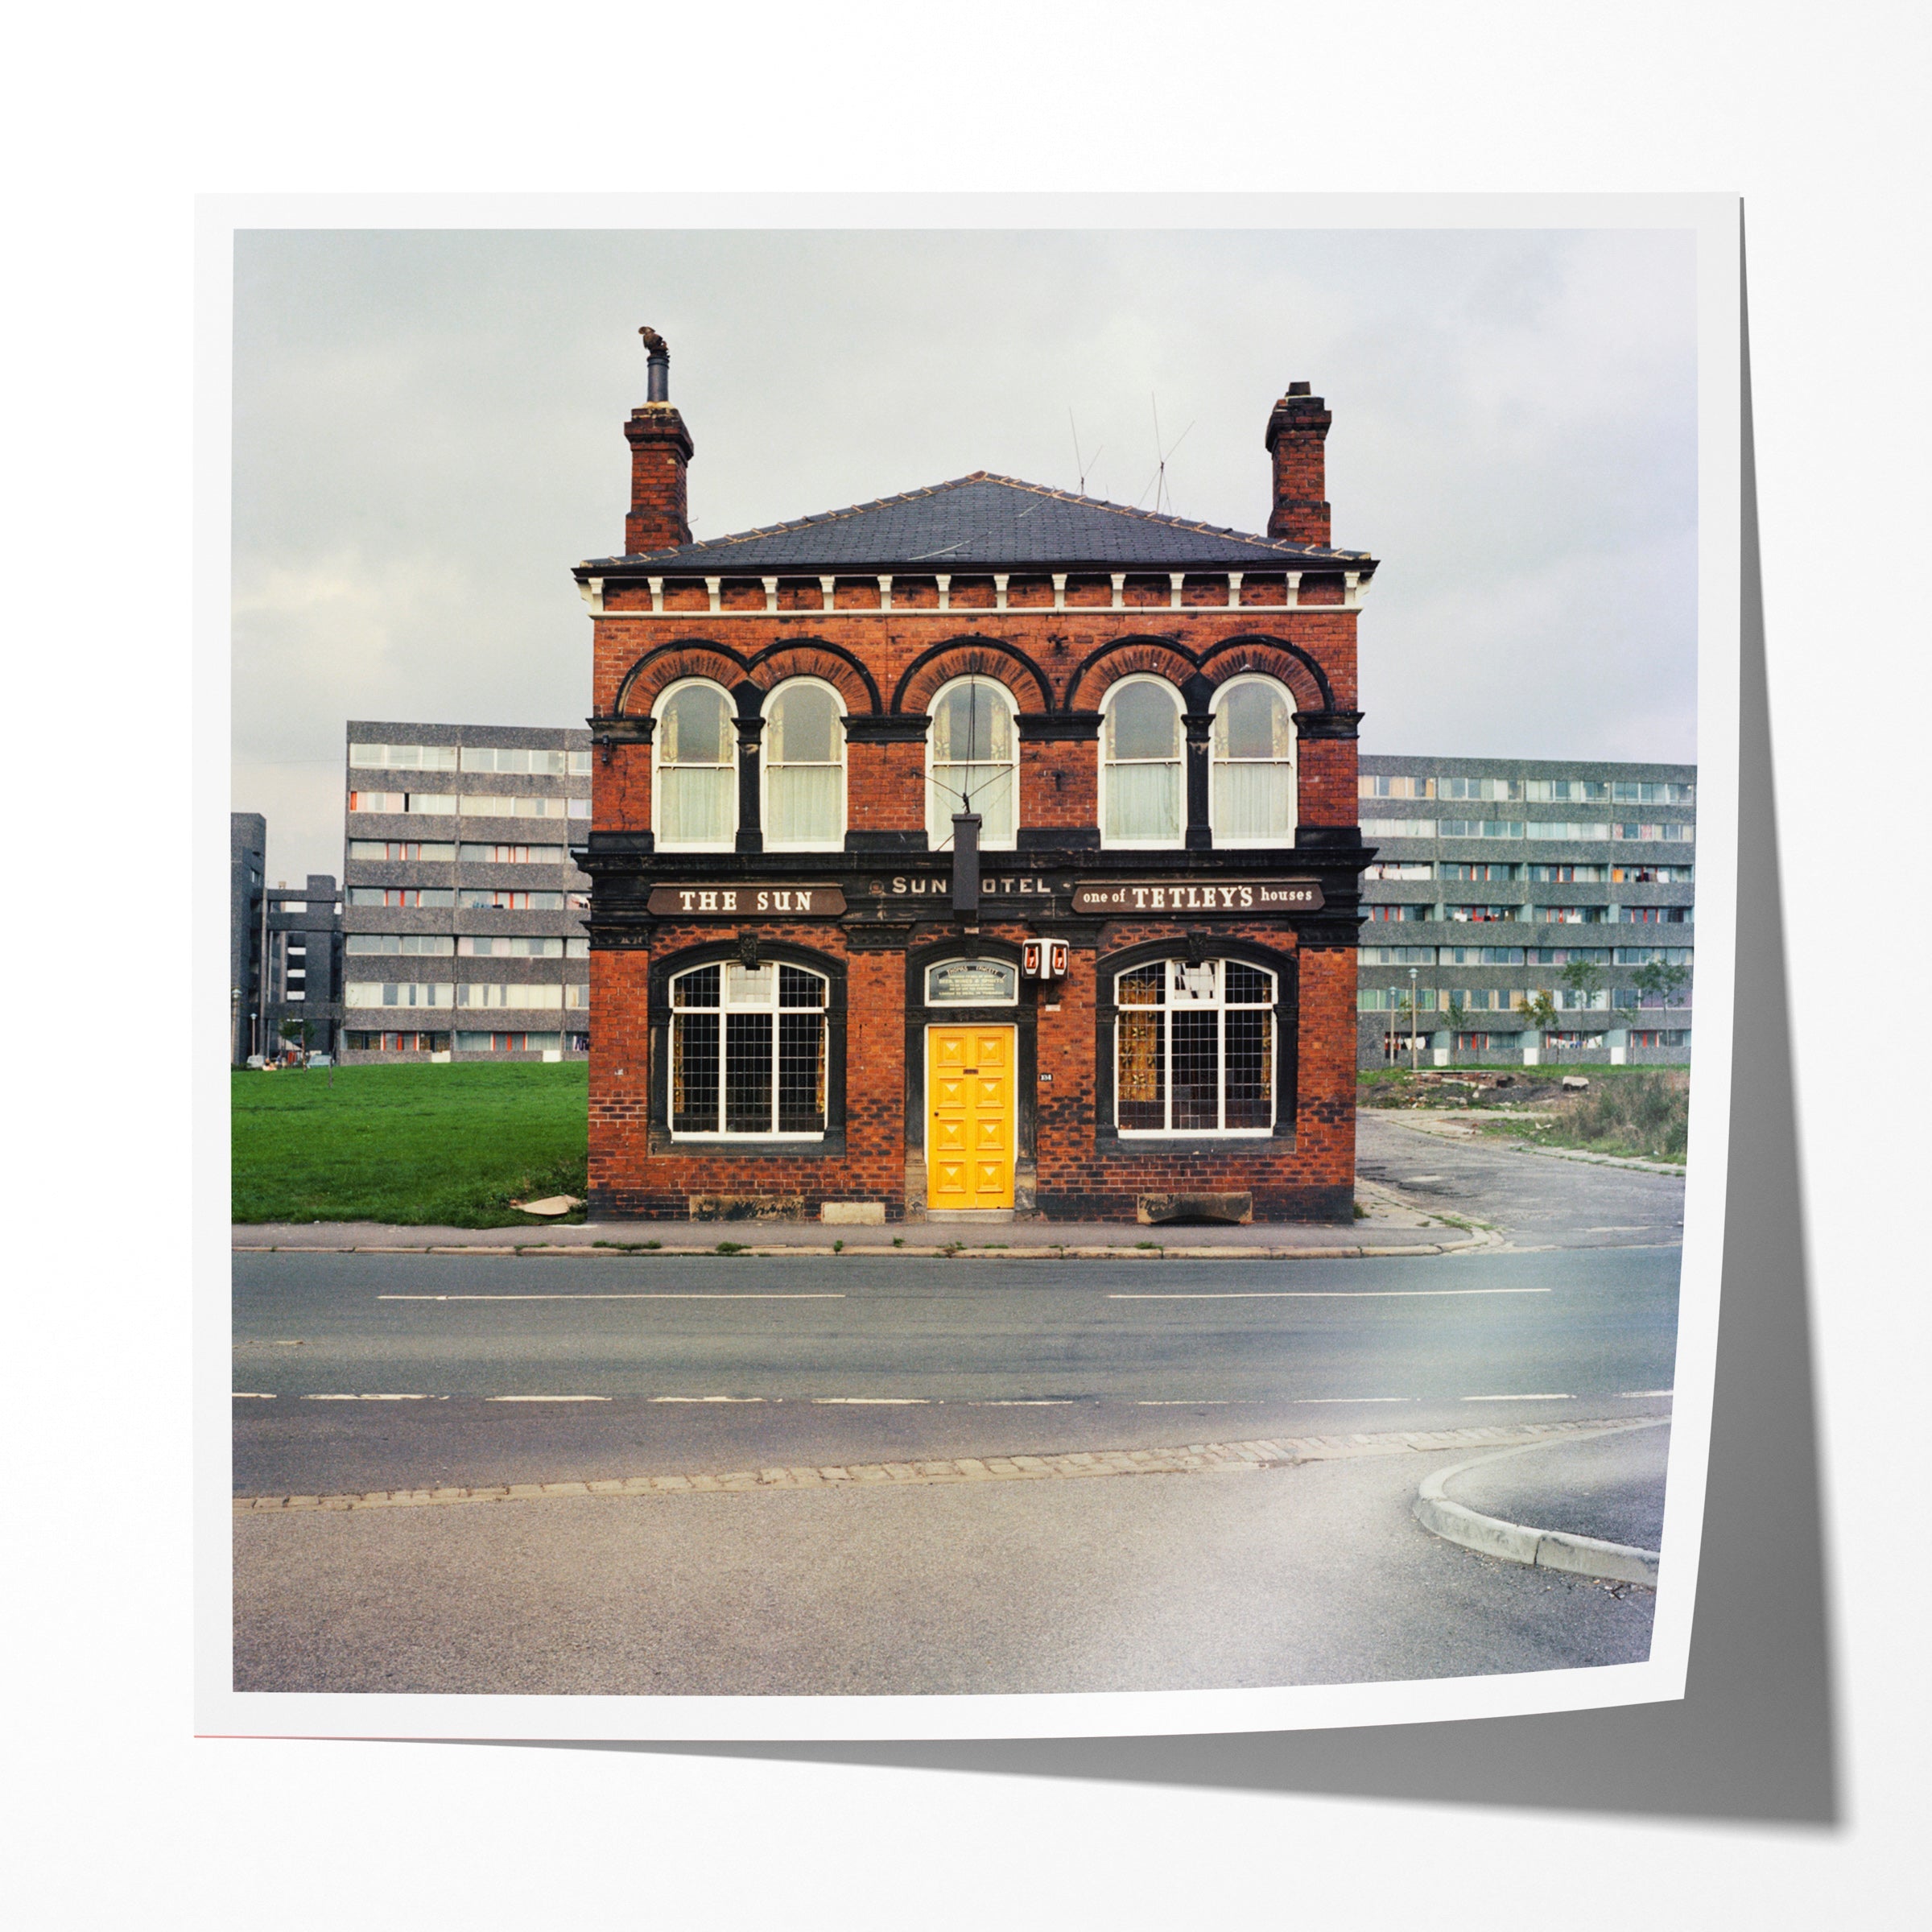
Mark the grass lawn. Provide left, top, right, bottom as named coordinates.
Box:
left=232, top=1062, right=588, bottom=1226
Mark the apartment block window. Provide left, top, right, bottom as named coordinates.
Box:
left=1444, top=905, right=1517, bottom=923
left=1613, top=822, right=1693, bottom=843
left=459, top=889, right=565, bottom=911
left=458, top=935, right=565, bottom=959
left=654, top=681, right=737, bottom=849
left=565, top=938, right=589, bottom=960
left=1612, top=946, right=1694, bottom=967
left=1536, top=906, right=1608, bottom=924
left=350, top=840, right=457, bottom=861
left=345, top=981, right=456, bottom=1009
left=1442, top=862, right=1517, bottom=882
left=1455, top=1034, right=1497, bottom=1052
left=1114, top=959, right=1275, bottom=1135
left=1440, top=776, right=1521, bottom=803
left=565, top=983, right=590, bottom=1009
left=348, top=791, right=407, bottom=815
left=1440, top=945, right=1525, bottom=966
left=346, top=934, right=455, bottom=957
left=347, top=886, right=456, bottom=908
left=1616, top=905, right=1691, bottom=924
left=1612, top=781, right=1694, bottom=804
left=1360, top=945, right=1437, bottom=965
left=568, top=751, right=592, bottom=777
left=455, top=1031, right=563, bottom=1053
left=1360, top=817, right=1438, bottom=839
left=764, top=680, right=846, bottom=849
left=568, top=797, right=591, bottom=818
left=457, top=793, right=572, bottom=820
left=1530, top=946, right=1609, bottom=966
left=348, top=744, right=459, bottom=772
left=1444, top=989, right=1526, bottom=1013
left=1364, top=903, right=1430, bottom=922
left=458, top=843, right=564, bottom=865
left=1526, top=863, right=1602, bottom=883
left=567, top=1031, right=591, bottom=1051
left=1441, top=819, right=1526, bottom=840
left=671, top=960, right=829, bottom=1139
left=454, top=983, right=565, bottom=1009
left=1612, top=863, right=1693, bottom=884
left=1100, top=679, right=1183, bottom=848
left=1360, top=774, right=1435, bottom=800
left=460, top=745, right=570, bottom=775
left=1630, top=1029, right=1690, bottom=1047
left=344, top=1030, right=448, bottom=1052
left=1523, top=778, right=1611, bottom=803
left=1210, top=678, right=1295, bottom=845
left=1525, top=820, right=1610, bottom=841
left=1556, top=986, right=1611, bottom=1010
left=1363, top=861, right=1433, bottom=881
left=1545, top=1030, right=1608, bottom=1050
left=1358, top=986, right=1438, bottom=1013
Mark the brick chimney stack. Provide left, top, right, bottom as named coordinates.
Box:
left=1264, top=380, right=1332, bottom=547
left=624, top=326, right=695, bottom=554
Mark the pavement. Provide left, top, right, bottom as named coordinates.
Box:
left=1443, top=1418, right=1670, bottom=1552
left=232, top=1425, right=1656, bottom=1696
left=231, top=1107, right=1686, bottom=1257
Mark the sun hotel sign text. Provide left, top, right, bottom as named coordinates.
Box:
left=572, top=328, right=1372, bottom=1226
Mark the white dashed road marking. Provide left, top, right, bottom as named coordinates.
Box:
left=378, top=1293, right=844, bottom=1302
left=300, top=1393, right=446, bottom=1402
left=485, top=1395, right=613, bottom=1403
left=811, top=1397, right=929, bottom=1406
left=650, top=1395, right=769, bottom=1404
left=1462, top=1393, right=1572, bottom=1402
left=1109, top=1287, right=1551, bottom=1301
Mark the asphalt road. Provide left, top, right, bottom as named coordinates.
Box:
left=232, top=1246, right=1678, bottom=1495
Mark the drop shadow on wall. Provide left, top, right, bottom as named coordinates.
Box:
left=481, top=220, right=1840, bottom=1826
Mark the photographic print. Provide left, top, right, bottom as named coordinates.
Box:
left=204, top=197, right=1738, bottom=1740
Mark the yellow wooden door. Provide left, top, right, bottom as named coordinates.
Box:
left=926, top=1026, right=1015, bottom=1210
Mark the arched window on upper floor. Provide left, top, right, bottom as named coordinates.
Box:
left=1100, top=676, right=1183, bottom=848
left=1210, top=675, right=1296, bottom=846
left=653, top=679, right=737, bottom=851
left=762, top=679, right=846, bottom=851
left=927, top=675, right=1017, bottom=850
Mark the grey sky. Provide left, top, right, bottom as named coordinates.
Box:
left=231, top=225, right=1697, bottom=885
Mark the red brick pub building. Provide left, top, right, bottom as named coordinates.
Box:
left=573, top=334, right=1375, bottom=1226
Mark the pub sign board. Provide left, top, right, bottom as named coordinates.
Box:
left=646, top=884, right=847, bottom=918
left=1070, top=879, right=1326, bottom=915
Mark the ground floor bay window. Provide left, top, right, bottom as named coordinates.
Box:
left=671, top=960, right=828, bottom=1137
left=1114, top=957, right=1276, bottom=1133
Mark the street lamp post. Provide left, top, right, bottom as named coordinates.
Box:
left=1409, top=965, right=1418, bottom=1073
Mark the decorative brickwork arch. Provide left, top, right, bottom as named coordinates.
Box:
left=890, top=636, right=1054, bottom=716
left=1195, top=637, right=1331, bottom=715
left=613, top=638, right=754, bottom=718
left=1067, top=638, right=1197, bottom=710
left=744, top=638, right=883, bottom=715
left=1066, top=631, right=1337, bottom=716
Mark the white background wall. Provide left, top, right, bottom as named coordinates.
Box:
left=14, top=4, right=1928, bottom=1926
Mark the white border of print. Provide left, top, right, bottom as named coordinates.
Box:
left=197, top=190, right=1740, bottom=1744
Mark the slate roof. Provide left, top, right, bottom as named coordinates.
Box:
left=577, top=472, right=1374, bottom=577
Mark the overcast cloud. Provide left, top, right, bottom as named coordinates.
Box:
left=231, top=225, right=1697, bottom=885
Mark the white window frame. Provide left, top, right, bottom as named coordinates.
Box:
left=652, top=677, right=739, bottom=852
left=668, top=960, right=830, bottom=1141
left=1099, top=675, right=1185, bottom=852
left=1112, top=957, right=1278, bottom=1137
left=761, top=676, right=848, bottom=852
left=926, top=674, right=1018, bottom=852
left=1207, top=674, right=1297, bottom=849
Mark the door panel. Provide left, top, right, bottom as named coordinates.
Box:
left=927, top=1025, right=1015, bottom=1210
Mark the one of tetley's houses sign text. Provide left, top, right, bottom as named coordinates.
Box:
left=1069, top=879, right=1325, bottom=915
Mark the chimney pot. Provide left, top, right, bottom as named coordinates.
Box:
left=625, top=327, right=695, bottom=553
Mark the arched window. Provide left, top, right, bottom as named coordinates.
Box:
left=763, top=679, right=845, bottom=850
left=1101, top=677, right=1183, bottom=847
left=670, top=958, right=828, bottom=1138
left=1210, top=676, right=1296, bottom=845
left=927, top=675, right=1017, bottom=849
left=1114, top=957, right=1276, bottom=1134
left=653, top=681, right=737, bottom=850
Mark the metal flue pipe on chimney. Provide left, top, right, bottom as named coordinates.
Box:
left=640, top=325, right=671, bottom=401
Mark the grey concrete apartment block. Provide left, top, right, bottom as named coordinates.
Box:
left=1356, top=753, right=1696, bottom=1072
left=340, top=720, right=593, bottom=1065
